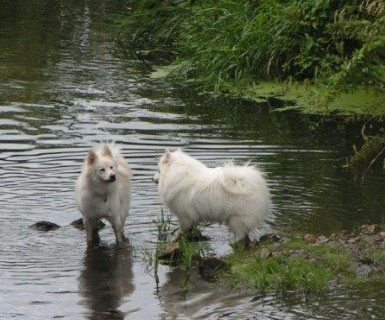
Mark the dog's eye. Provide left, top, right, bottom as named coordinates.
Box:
left=100, top=168, right=105, bottom=172
left=110, top=166, right=113, bottom=169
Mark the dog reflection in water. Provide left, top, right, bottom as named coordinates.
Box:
left=78, top=245, right=134, bottom=319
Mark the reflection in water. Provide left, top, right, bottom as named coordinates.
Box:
left=157, top=262, right=385, bottom=320
left=78, top=244, right=134, bottom=319
left=157, top=263, right=294, bottom=320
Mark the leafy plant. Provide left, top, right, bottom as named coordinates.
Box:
left=114, top=0, right=385, bottom=101
left=142, top=244, right=162, bottom=293
left=113, top=0, right=192, bottom=63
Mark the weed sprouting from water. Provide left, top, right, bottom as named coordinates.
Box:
left=142, top=209, right=175, bottom=292
left=179, top=239, right=199, bottom=295
left=147, top=210, right=214, bottom=296
left=152, top=208, right=177, bottom=241
left=142, top=245, right=162, bottom=293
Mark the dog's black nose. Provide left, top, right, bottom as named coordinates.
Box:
left=110, top=174, right=116, bottom=182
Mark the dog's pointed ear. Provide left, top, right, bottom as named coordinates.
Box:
left=87, top=149, right=97, bottom=165
left=101, top=144, right=113, bottom=157
left=164, top=148, right=171, bottom=162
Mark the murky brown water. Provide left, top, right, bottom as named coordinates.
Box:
left=1, top=0, right=385, bottom=319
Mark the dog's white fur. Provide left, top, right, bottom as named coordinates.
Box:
left=76, top=144, right=131, bottom=244
left=153, top=149, right=271, bottom=241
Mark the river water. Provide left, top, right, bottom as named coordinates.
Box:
left=1, top=1, right=385, bottom=319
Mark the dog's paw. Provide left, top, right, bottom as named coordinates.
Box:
left=116, top=237, right=130, bottom=248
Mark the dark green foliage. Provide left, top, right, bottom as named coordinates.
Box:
left=113, top=0, right=192, bottom=62
left=114, top=0, right=385, bottom=93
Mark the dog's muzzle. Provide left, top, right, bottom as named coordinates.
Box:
left=109, top=174, right=116, bottom=182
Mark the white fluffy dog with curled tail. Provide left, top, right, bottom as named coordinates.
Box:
left=76, top=144, right=131, bottom=244
left=153, top=149, right=271, bottom=243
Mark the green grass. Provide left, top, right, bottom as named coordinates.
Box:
left=178, top=239, right=201, bottom=295
left=226, top=255, right=331, bottom=293
left=222, top=238, right=356, bottom=294
left=153, top=208, right=175, bottom=241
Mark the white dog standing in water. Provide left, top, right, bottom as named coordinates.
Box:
left=76, top=144, right=131, bottom=244
left=153, top=149, right=271, bottom=243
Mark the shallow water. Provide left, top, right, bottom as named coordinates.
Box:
left=1, top=0, right=385, bottom=319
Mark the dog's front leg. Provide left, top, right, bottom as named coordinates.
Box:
left=110, top=214, right=126, bottom=244
left=84, top=218, right=100, bottom=244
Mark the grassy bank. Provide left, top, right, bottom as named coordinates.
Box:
left=223, top=238, right=349, bottom=294
left=114, top=0, right=385, bottom=117
left=222, top=227, right=385, bottom=294
left=153, top=226, right=385, bottom=295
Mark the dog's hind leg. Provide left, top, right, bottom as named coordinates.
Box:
left=228, top=217, right=251, bottom=247
left=172, top=216, right=194, bottom=242
left=235, top=234, right=251, bottom=248
left=172, top=227, right=194, bottom=242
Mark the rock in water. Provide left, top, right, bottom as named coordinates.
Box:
left=30, top=221, right=60, bottom=231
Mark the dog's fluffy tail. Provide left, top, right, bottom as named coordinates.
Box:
left=221, top=163, right=267, bottom=195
